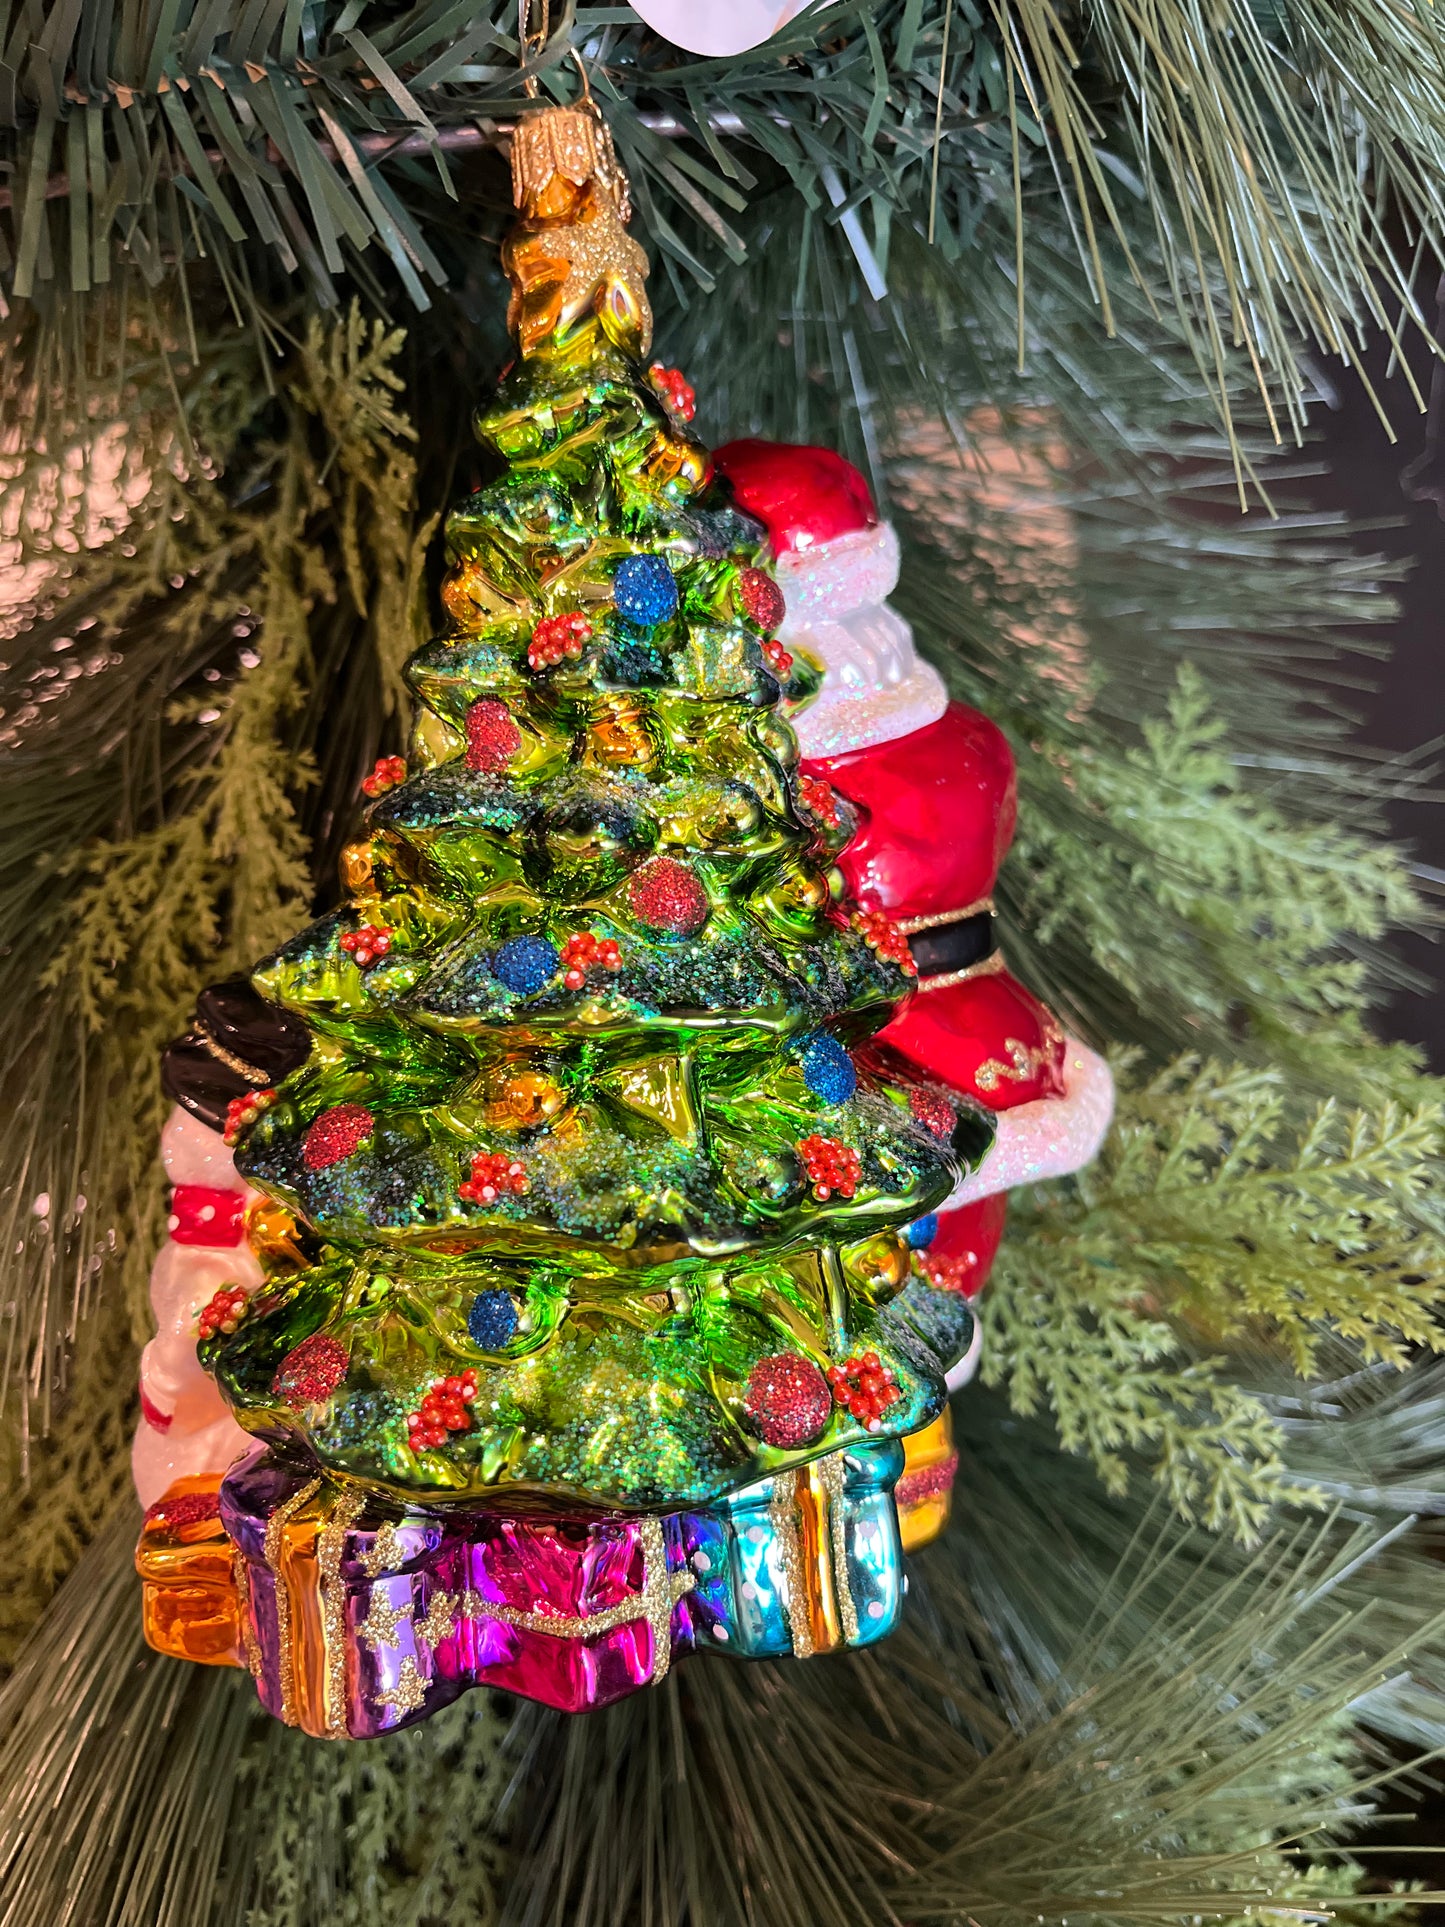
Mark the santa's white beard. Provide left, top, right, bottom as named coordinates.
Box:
left=779, top=523, right=946, bottom=758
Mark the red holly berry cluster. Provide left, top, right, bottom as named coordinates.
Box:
left=827, top=1350, right=901, bottom=1431
left=197, top=1284, right=250, bottom=1340
left=407, top=1369, right=478, bottom=1452
left=459, top=1152, right=529, bottom=1204
left=854, top=908, right=918, bottom=978
left=223, top=1087, right=276, bottom=1146
left=648, top=363, right=696, bottom=421
left=762, top=637, right=794, bottom=680
left=797, top=773, right=840, bottom=828
left=527, top=612, right=593, bottom=671
left=920, top=1253, right=976, bottom=1296
left=559, top=930, right=623, bottom=990
left=796, top=1134, right=863, bottom=1201
left=340, top=923, right=393, bottom=969
left=361, top=754, right=407, bottom=797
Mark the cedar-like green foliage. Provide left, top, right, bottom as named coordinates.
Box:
left=0, top=307, right=427, bottom=1658
left=988, top=1052, right=1445, bottom=1538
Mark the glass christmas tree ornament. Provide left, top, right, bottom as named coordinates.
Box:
left=136, top=95, right=996, bottom=1728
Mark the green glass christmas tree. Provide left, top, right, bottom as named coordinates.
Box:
left=206, top=102, right=991, bottom=1542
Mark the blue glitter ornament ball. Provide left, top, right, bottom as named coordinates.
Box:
left=468, top=1289, right=518, bottom=1350
left=492, top=935, right=559, bottom=995
left=905, top=1213, right=939, bottom=1251
left=614, top=553, right=679, bottom=628
left=797, top=1031, right=858, bottom=1105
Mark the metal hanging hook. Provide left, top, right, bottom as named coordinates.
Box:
left=518, top=0, right=549, bottom=97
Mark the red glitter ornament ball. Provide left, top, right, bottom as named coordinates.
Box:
left=465, top=697, right=523, bottom=774
left=627, top=857, right=710, bottom=935
left=303, top=1103, right=375, bottom=1171
left=272, top=1332, right=351, bottom=1408
left=736, top=567, right=786, bottom=633
left=143, top=1488, right=223, bottom=1528
left=908, top=1087, right=957, bottom=1142
left=743, top=1352, right=832, bottom=1448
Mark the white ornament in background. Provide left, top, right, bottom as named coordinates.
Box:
left=628, top=1, right=823, bottom=56
left=132, top=1106, right=256, bottom=1509
left=781, top=523, right=947, bottom=758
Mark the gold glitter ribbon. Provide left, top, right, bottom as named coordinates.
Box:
left=262, top=1478, right=321, bottom=1730
left=459, top=1517, right=693, bottom=1685
left=768, top=1452, right=859, bottom=1658
left=318, top=1488, right=365, bottom=1739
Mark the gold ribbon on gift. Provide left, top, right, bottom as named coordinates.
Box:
left=767, top=1452, right=860, bottom=1658
left=458, top=1515, right=695, bottom=1688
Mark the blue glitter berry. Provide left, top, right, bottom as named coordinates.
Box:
left=492, top=935, right=559, bottom=995
left=468, top=1289, right=518, bottom=1350
left=798, top=1031, right=858, bottom=1106
left=905, top=1213, right=939, bottom=1251
left=614, top=553, right=679, bottom=628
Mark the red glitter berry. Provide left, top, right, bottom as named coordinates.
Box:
left=303, top=1103, right=375, bottom=1171
left=627, top=857, right=710, bottom=935
left=908, top=1088, right=957, bottom=1142
left=407, top=1369, right=479, bottom=1452
left=459, top=1151, right=529, bottom=1204
left=527, top=612, right=593, bottom=672
left=762, top=637, right=795, bottom=680
left=854, top=908, right=918, bottom=978
left=223, top=1087, right=276, bottom=1146
left=272, top=1332, right=351, bottom=1408
left=743, top=1352, right=832, bottom=1449
left=797, top=773, right=841, bottom=828
left=827, top=1350, right=902, bottom=1431
left=340, top=923, right=393, bottom=969
left=558, top=929, right=623, bottom=989
left=648, top=364, right=697, bottom=422
left=197, top=1284, right=251, bottom=1340
left=796, top=1134, right=863, bottom=1202
left=736, top=567, right=786, bottom=633
left=362, top=755, right=407, bottom=798
left=465, top=697, right=523, bottom=774
left=143, top=1489, right=223, bottom=1529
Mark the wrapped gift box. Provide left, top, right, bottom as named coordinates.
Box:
left=138, top=1439, right=910, bottom=1731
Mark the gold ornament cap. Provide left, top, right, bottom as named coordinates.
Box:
left=503, top=99, right=653, bottom=357
left=510, top=104, right=632, bottom=223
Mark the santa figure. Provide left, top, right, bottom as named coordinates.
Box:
left=714, top=438, right=1114, bottom=1544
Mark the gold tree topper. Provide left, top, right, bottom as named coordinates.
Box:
left=504, top=103, right=653, bottom=358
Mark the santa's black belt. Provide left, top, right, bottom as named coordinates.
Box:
left=897, top=901, right=998, bottom=985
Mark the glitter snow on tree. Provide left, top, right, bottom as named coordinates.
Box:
left=140, top=98, right=994, bottom=1730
